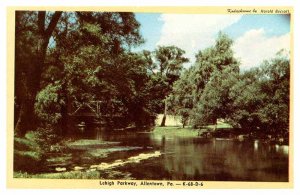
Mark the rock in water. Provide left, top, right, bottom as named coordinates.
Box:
left=74, top=166, right=84, bottom=171
left=55, top=167, right=66, bottom=172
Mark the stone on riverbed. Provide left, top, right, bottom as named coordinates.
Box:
left=87, top=168, right=97, bottom=172
left=86, top=146, right=144, bottom=158
left=90, top=165, right=98, bottom=169
left=90, top=151, right=162, bottom=171
left=46, top=155, right=73, bottom=168
left=55, top=167, right=66, bottom=172
left=128, top=151, right=161, bottom=163
left=74, top=166, right=84, bottom=171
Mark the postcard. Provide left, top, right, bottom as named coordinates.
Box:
left=7, top=6, right=293, bottom=189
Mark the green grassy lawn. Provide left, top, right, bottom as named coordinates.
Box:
left=153, top=122, right=233, bottom=137
left=206, top=121, right=233, bottom=129
left=14, top=170, right=101, bottom=179
left=153, top=126, right=199, bottom=137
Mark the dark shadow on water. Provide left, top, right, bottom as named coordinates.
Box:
left=39, top=126, right=289, bottom=181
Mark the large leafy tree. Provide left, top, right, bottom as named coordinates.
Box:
left=193, top=32, right=239, bottom=101
left=167, top=67, right=195, bottom=128
left=259, top=51, right=290, bottom=134
left=229, top=50, right=290, bottom=135
left=15, top=11, right=62, bottom=136
left=168, top=32, right=239, bottom=127
left=166, top=31, right=289, bottom=136
left=14, top=11, right=144, bottom=136
left=150, top=46, right=189, bottom=126
left=193, top=66, right=239, bottom=126
left=193, top=33, right=239, bottom=126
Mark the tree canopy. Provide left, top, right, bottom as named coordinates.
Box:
left=168, top=33, right=290, bottom=136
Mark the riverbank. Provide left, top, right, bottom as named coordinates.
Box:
left=152, top=120, right=233, bottom=137
left=153, top=125, right=288, bottom=145
left=153, top=126, right=199, bottom=137
left=14, top=150, right=162, bottom=179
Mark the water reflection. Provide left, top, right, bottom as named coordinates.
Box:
left=159, top=137, right=288, bottom=181
left=69, top=129, right=288, bottom=181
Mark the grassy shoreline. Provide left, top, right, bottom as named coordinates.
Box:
left=153, top=126, right=199, bottom=137
left=152, top=121, right=233, bottom=137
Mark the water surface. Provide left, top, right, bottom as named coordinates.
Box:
left=52, top=128, right=289, bottom=181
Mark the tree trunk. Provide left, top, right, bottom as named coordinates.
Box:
left=60, top=100, right=68, bottom=136
left=14, top=37, right=47, bottom=136
left=14, top=101, right=26, bottom=136
left=213, top=118, right=217, bottom=131
left=14, top=11, right=62, bottom=136
left=160, top=100, right=167, bottom=127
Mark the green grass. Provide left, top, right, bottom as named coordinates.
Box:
left=14, top=132, right=45, bottom=172
left=14, top=136, right=41, bottom=152
left=13, top=170, right=132, bottom=179
left=153, top=126, right=199, bottom=137
left=206, top=121, right=233, bottom=129
left=14, top=150, right=41, bottom=160
left=67, top=139, right=119, bottom=147
left=14, top=170, right=101, bottom=179
left=153, top=122, right=233, bottom=137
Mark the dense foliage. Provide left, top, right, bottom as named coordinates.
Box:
left=15, top=11, right=158, bottom=137
left=168, top=33, right=290, bottom=136
left=229, top=50, right=290, bottom=134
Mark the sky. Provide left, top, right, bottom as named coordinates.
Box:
left=134, top=13, right=290, bottom=70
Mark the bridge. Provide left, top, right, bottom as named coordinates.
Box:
left=68, top=100, right=122, bottom=119
left=67, top=100, right=126, bottom=132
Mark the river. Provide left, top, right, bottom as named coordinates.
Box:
left=48, top=127, right=289, bottom=181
